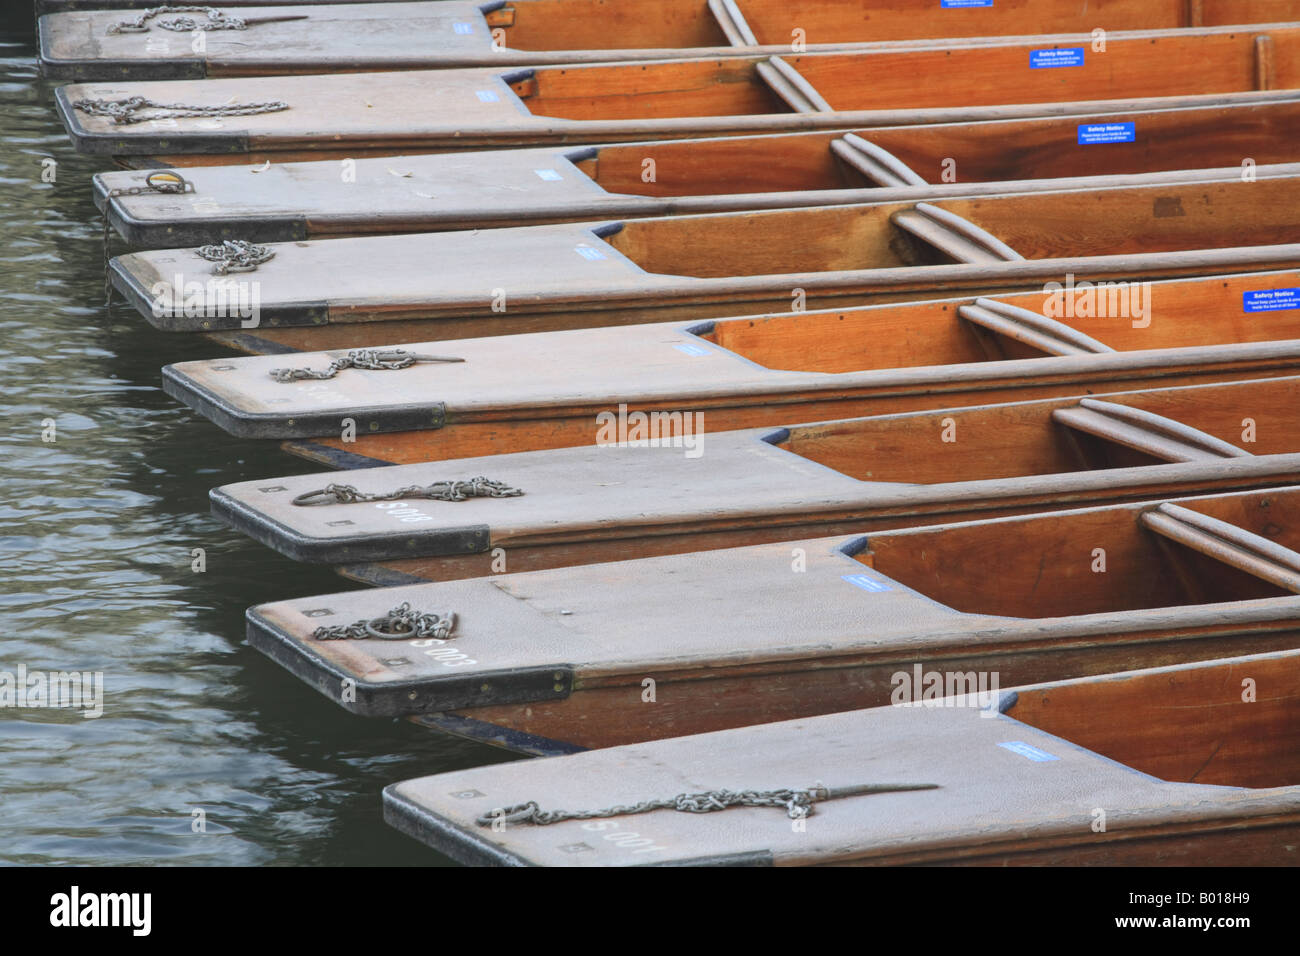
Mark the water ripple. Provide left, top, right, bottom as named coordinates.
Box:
left=0, top=33, right=509, bottom=866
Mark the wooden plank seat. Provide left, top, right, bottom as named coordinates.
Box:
left=893, top=203, right=1025, bottom=264
left=830, top=133, right=928, bottom=187
left=755, top=56, right=832, bottom=113
left=707, top=0, right=758, bottom=47
left=1054, top=397, right=1252, bottom=463
left=1141, top=501, right=1300, bottom=592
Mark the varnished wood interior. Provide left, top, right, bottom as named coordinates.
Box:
left=604, top=178, right=1300, bottom=277
left=518, top=27, right=1300, bottom=120
left=1005, top=653, right=1300, bottom=788
left=700, top=269, right=1300, bottom=372
left=777, top=376, right=1299, bottom=483
left=858, top=487, right=1300, bottom=617
left=869, top=102, right=1300, bottom=187
left=498, top=0, right=1298, bottom=52
left=573, top=101, right=1300, bottom=198
left=606, top=203, right=943, bottom=275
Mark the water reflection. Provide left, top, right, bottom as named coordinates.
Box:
left=0, top=34, right=512, bottom=866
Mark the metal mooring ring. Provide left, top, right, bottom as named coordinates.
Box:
left=291, top=489, right=338, bottom=506
left=144, top=170, right=194, bottom=194
left=364, top=618, right=416, bottom=641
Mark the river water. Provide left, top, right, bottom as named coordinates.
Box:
left=0, top=27, right=510, bottom=866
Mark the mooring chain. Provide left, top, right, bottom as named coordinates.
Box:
left=312, top=602, right=456, bottom=642
left=291, top=477, right=524, bottom=507
left=107, top=5, right=261, bottom=33
left=195, top=239, right=275, bottom=276
left=268, top=349, right=465, bottom=383
left=72, top=95, right=289, bottom=125
left=102, top=170, right=195, bottom=306
left=476, top=782, right=941, bottom=827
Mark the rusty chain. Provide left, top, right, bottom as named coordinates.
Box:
left=476, top=782, right=940, bottom=827
left=195, top=239, right=275, bottom=276
left=102, top=170, right=195, bottom=306
left=312, top=602, right=456, bottom=642
left=269, top=348, right=465, bottom=382
left=108, top=5, right=247, bottom=33
left=291, top=476, right=523, bottom=507
left=72, top=95, right=289, bottom=125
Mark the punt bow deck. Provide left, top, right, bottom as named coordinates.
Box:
left=246, top=485, right=1300, bottom=754
left=43, top=0, right=1300, bottom=79
left=214, top=375, right=1300, bottom=584
left=162, top=268, right=1300, bottom=467
left=54, top=23, right=1300, bottom=165
left=93, top=99, right=1300, bottom=247
left=114, top=171, right=1300, bottom=352
left=383, top=649, right=1300, bottom=865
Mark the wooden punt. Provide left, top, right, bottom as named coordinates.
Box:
left=54, top=23, right=1300, bottom=165
left=94, top=99, right=1300, bottom=247
left=41, top=0, right=1300, bottom=80
left=114, top=171, right=1300, bottom=352
left=382, top=648, right=1300, bottom=865
left=213, top=375, right=1300, bottom=586
left=162, top=267, right=1300, bottom=469
left=245, top=484, right=1300, bottom=755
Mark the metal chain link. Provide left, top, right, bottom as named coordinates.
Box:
left=195, top=239, right=275, bottom=276
left=476, top=782, right=940, bottom=827
left=312, top=602, right=456, bottom=642
left=269, top=348, right=466, bottom=383
left=108, top=6, right=247, bottom=33
left=292, top=476, right=524, bottom=507
left=72, top=95, right=289, bottom=125
left=102, top=170, right=195, bottom=306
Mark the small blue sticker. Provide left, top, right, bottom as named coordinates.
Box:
left=533, top=168, right=563, bottom=181
left=1078, top=122, right=1135, bottom=145
left=673, top=342, right=710, bottom=356
left=574, top=244, right=606, bottom=261
left=1243, top=287, right=1300, bottom=312
left=1030, top=47, right=1084, bottom=68
left=998, top=741, right=1059, bottom=762
left=452, top=22, right=473, bottom=34
left=475, top=89, right=499, bottom=103
left=842, top=573, right=892, bottom=593
left=942, top=0, right=993, bottom=6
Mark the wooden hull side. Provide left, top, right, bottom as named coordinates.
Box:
left=42, top=0, right=1300, bottom=79
left=162, top=268, right=1300, bottom=475
left=381, top=649, right=1300, bottom=865
left=338, top=464, right=1300, bottom=587
left=54, top=25, right=1300, bottom=160
left=421, top=620, right=1300, bottom=752
left=243, top=485, right=1300, bottom=763
left=112, top=171, right=1300, bottom=343
left=289, top=362, right=1299, bottom=469
left=94, top=100, right=1300, bottom=249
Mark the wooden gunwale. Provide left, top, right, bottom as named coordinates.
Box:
left=44, top=0, right=1300, bottom=79
left=54, top=24, right=1300, bottom=161
left=112, top=171, right=1300, bottom=347
left=381, top=648, right=1300, bottom=865
left=156, top=267, right=1300, bottom=481
left=243, top=486, right=1300, bottom=754
left=204, top=375, right=1300, bottom=590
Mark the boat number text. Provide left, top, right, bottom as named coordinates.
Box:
left=409, top=636, right=476, bottom=668
left=298, top=381, right=351, bottom=405
left=579, top=820, right=668, bottom=855
left=374, top=501, right=436, bottom=524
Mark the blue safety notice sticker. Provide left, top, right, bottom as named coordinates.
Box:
left=1078, top=122, right=1135, bottom=144
left=998, top=741, right=1060, bottom=762
left=1243, top=288, right=1300, bottom=312
left=1030, top=47, right=1084, bottom=68
left=842, top=573, right=892, bottom=593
